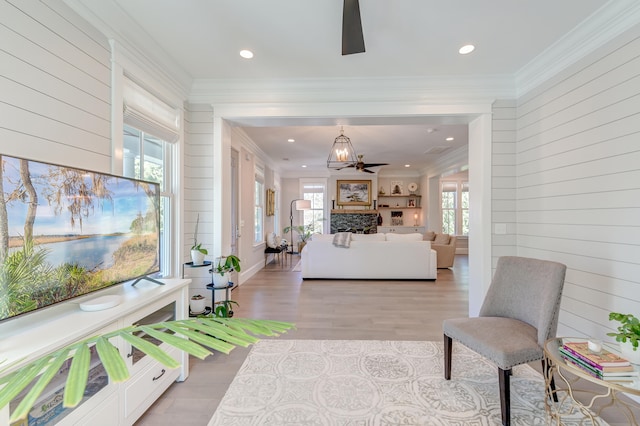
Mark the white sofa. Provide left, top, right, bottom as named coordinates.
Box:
left=301, top=233, right=437, bottom=280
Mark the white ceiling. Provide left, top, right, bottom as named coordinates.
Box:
left=74, top=0, right=615, bottom=175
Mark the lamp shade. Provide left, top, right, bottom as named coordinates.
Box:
left=327, top=128, right=358, bottom=169
left=295, top=199, right=311, bottom=210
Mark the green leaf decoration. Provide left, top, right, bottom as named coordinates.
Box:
left=161, top=322, right=235, bottom=354
left=64, top=344, right=90, bottom=407
left=95, top=337, right=129, bottom=383
left=5, top=350, right=70, bottom=421
left=138, top=325, right=212, bottom=360
left=119, top=333, right=181, bottom=369
left=3, top=317, right=294, bottom=423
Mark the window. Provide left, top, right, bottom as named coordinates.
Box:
left=440, top=180, right=468, bottom=236
left=302, top=182, right=326, bottom=234
left=254, top=168, right=265, bottom=243
left=123, top=125, right=173, bottom=276
left=121, top=77, right=179, bottom=278
left=461, top=182, right=469, bottom=236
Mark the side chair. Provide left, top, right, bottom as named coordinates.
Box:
left=443, top=256, right=567, bottom=426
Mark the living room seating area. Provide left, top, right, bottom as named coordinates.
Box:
left=301, top=232, right=437, bottom=280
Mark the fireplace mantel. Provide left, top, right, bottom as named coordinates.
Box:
left=331, top=209, right=378, bottom=214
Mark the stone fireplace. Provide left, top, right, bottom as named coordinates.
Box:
left=330, top=209, right=378, bottom=234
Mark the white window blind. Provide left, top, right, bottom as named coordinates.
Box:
left=123, top=78, right=180, bottom=143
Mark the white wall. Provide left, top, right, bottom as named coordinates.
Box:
left=515, top=22, right=640, bottom=343
left=183, top=103, right=215, bottom=300
left=0, top=0, right=111, bottom=171
left=492, top=100, right=518, bottom=263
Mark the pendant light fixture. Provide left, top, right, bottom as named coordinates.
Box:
left=327, top=127, right=358, bottom=169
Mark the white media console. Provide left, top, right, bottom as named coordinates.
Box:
left=0, top=278, right=190, bottom=425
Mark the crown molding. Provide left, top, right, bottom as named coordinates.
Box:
left=515, top=0, right=640, bottom=97
left=190, top=75, right=515, bottom=105
left=64, top=0, right=192, bottom=101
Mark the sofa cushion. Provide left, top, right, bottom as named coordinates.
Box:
left=385, top=232, right=423, bottom=241
left=424, top=231, right=436, bottom=241
left=311, top=234, right=334, bottom=242
left=434, top=233, right=451, bottom=245
left=351, top=233, right=386, bottom=241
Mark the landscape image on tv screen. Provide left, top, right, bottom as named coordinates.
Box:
left=0, top=154, right=160, bottom=322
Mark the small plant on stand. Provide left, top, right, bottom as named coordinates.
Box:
left=190, top=214, right=208, bottom=265
left=212, top=254, right=241, bottom=285
left=213, top=300, right=239, bottom=318
left=189, top=294, right=206, bottom=314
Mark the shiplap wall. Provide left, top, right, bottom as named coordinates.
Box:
left=492, top=100, right=518, bottom=266
left=183, top=103, right=215, bottom=301
left=0, top=0, right=111, bottom=171
left=515, top=23, right=640, bottom=342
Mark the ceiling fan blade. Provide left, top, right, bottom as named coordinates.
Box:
left=336, top=163, right=356, bottom=170
left=342, top=0, right=365, bottom=55
left=361, top=168, right=375, bottom=174
left=362, top=163, right=389, bottom=168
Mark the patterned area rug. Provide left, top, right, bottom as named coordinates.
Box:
left=209, top=340, right=604, bottom=426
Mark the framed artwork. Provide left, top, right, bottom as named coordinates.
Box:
left=337, top=180, right=372, bottom=206
left=266, top=188, right=275, bottom=216
left=390, top=180, right=403, bottom=195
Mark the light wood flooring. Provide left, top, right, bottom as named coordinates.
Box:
left=137, top=255, right=638, bottom=426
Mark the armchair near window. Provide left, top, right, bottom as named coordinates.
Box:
left=443, top=256, right=566, bottom=426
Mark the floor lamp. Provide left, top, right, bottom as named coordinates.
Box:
left=289, top=199, right=311, bottom=254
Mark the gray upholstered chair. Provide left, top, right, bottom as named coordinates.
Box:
left=443, top=256, right=566, bottom=426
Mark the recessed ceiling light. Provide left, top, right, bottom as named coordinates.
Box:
left=288, top=138, right=295, bottom=143
left=301, top=165, right=307, bottom=168
left=239, top=49, right=254, bottom=59
left=459, top=44, right=475, bottom=55
left=446, top=137, right=455, bottom=141
left=404, top=164, right=411, bottom=168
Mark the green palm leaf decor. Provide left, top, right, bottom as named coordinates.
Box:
left=0, top=317, right=294, bottom=422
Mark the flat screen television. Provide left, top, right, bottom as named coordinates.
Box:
left=0, top=153, right=160, bottom=322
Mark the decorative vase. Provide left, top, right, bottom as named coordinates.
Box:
left=190, top=295, right=206, bottom=314
left=298, top=242, right=307, bottom=254
left=191, top=249, right=205, bottom=265
left=619, top=341, right=640, bottom=364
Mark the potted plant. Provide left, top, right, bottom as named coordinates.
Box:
left=189, top=294, right=206, bottom=314
left=212, top=254, right=241, bottom=286
left=283, top=224, right=314, bottom=253
left=190, top=214, right=208, bottom=265
left=607, top=312, right=640, bottom=364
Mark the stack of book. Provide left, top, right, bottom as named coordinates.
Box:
left=559, top=341, right=638, bottom=383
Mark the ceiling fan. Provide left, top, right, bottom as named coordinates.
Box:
left=339, top=155, right=388, bottom=173
left=342, top=0, right=365, bottom=55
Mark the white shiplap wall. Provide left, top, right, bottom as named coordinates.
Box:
left=515, top=22, right=640, bottom=342
left=0, top=0, right=111, bottom=171
left=492, top=100, right=518, bottom=267
left=183, top=103, right=215, bottom=301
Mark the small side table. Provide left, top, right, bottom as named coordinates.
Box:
left=206, top=282, right=234, bottom=317
left=544, top=337, right=640, bottom=425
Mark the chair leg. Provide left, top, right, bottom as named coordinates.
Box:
left=498, top=367, right=511, bottom=426
left=444, top=334, right=452, bottom=380
left=541, top=359, right=558, bottom=403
